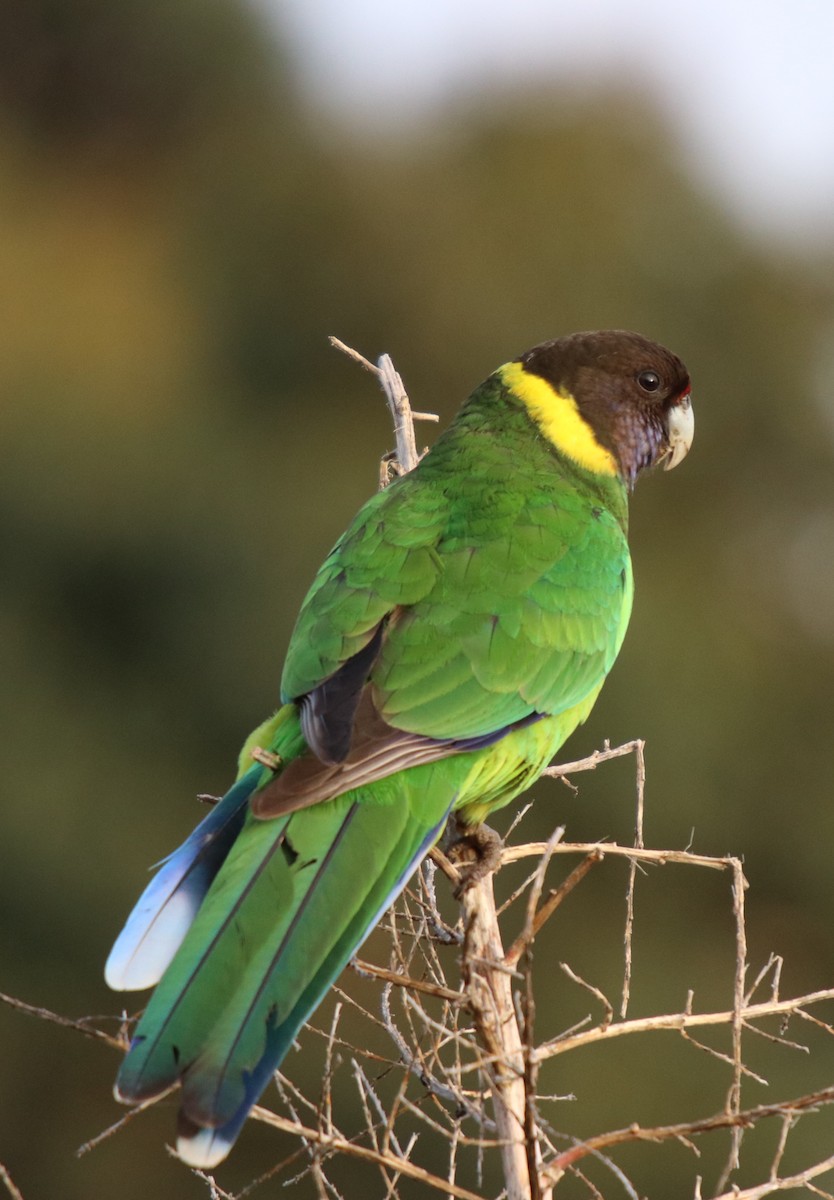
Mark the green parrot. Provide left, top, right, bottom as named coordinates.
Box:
left=106, top=329, right=693, bottom=1168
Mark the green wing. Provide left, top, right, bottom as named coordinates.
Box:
left=375, top=481, right=631, bottom=738
left=280, top=473, right=447, bottom=703
left=281, top=405, right=631, bottom=747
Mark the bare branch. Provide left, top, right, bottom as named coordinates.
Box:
left=541, top=1088, right=834, bottom=1183
left=250, top=1104, right=488, bottom=1200
left=543, top=739, right=647, bottom=779
left=710, top=1154, right=834, bottom=1200
left=503, top=840, right=736, bottom=872
left=719, top=855, right=752, bottom=1188
left=0, top=991, right=124, bottom=1051
left=328, top=336, right=378, bottom=375
left=0, top=1164, right=24, bottom=1200
left=352, top=957, right=465, bottom=1004
left=504, top=850, right=602, bottom=969
left=377, top=353, right=421, bottom=474
left=621, top=739, right=645, bottom=1017
left=460, top=872, right=531, bottom=1200
left=559, top=963, right=614, bottom=1029
left=534, top=986, right=834, bottom=1061
left=329, top=337, right=438, bottom=482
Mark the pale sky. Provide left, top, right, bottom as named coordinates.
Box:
left=268, top=0, right=834, bottom=244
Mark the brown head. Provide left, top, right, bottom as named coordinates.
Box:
left=514, top=329, right=694, bottom=484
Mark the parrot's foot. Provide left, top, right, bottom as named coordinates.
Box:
left=445, top=819, right=504, bottom=898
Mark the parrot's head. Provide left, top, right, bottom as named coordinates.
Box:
left=515, top=329, right=694, bottom=486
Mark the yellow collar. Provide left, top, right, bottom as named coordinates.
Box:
left=500, top=362, right=618, bottom=476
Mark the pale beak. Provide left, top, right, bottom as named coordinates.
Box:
left=663, top=393, right=694, bottom=470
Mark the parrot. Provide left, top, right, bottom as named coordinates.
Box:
left=105, top=329, right=694, bottom=1168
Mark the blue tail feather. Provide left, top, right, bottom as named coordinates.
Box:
left=105, top=767, right=261, bottom=991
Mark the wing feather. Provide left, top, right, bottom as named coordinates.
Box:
left=272, top=400, right=631, bottom=813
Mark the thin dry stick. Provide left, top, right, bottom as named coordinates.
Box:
left=559, top=963, right=614, bottom=1028
left=543, top=739, right=647, bottom=780
left=769, top=1111, right=794, bottom=1186
left=76, top=1088, right=178, bottom=1157
left=541, top=1086, right=834, bottom=1182
left=710, top=1153, right=834, bottom=1200
left=352, top=958, right=465, bottom=1004
left=504, top=840, right=734, bottom=871
left=0, top=991, right=123, bottom=1050
left=250, top=1105, right=486, bottom=1200
left=0, top=1164, right=24, bottom=1200
left=504, top=851, right=602, bottom=969
left=320, top=1002, right=342, bottom=1144
left=329, top=337, right=439, bottom=479
left=191, top=1169, right=236, bottom=1200
left=506, top=825, right=565, bottom=966
left=533, top=984, right=834, bottom=1061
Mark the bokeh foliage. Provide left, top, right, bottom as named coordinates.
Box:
left=1, top=2, right=833, bottom=1196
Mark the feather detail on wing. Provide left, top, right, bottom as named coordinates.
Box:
left=298, top=622, right=384, bottom=764
left=251, top=689, right=541, bottom=817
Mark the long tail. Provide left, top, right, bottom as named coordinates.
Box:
left=110, top=736, right=455, bottom=1168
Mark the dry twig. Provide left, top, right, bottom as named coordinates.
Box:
left=0, top=1164, right=24, bottom=1200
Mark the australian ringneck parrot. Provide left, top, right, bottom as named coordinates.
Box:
left=105, top=329, right=694, bottom=1168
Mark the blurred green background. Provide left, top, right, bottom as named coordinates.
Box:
left=2, top=1, right=834, bottom=1196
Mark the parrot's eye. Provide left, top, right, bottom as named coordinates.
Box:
left=637, top=370, right=661, bottom=393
